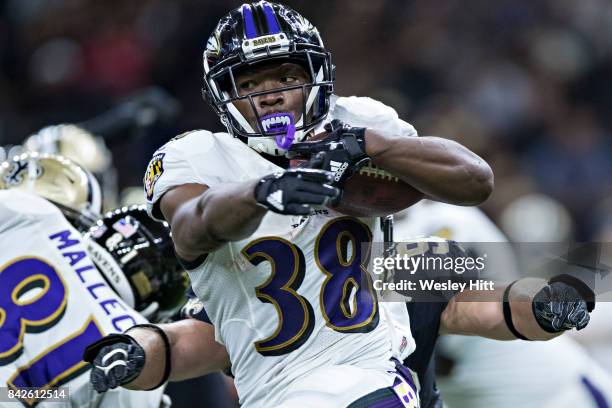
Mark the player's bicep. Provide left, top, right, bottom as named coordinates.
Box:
left=160, top=319, right=230, bottom=381
left=159, top=183, right=208, bottom=224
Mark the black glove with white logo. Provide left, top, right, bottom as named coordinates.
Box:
left=288, top=119, right=370, bottom=187
left=83, top=334, right=146, bottom=393
left=254, top=168, right=340, bottom=215
left=532, top=276, right=594, bottom=332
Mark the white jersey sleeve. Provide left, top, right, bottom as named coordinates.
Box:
left=144, top=130, right=217, bottom=220
left=0, top=190, right=164, bottom=408
left=436, top=335, right=612, bottom=408
left=144, top=130, right=281, bottom=221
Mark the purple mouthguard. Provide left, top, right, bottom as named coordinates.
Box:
left=259, top=112, right=296, bottom=149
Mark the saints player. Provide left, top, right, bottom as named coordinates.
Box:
left=395, top=201, right=611, bottom=408
left=0, top=152, right=183, bottom=407
left=85, top=2, right=491, bottom=407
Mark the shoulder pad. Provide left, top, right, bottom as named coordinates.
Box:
left=332, top=96, right=399, bottom=126
left=158, top=130, right=215, bottom=153
left=331, top=96, right=417, bottom=137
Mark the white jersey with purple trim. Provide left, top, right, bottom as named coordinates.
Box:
left=145, top=96, right=419, bottom=407
left=0, top=190, right=165, bottom=408
left=393, top=200, right=612, bottom=408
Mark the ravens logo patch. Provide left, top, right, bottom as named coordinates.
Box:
left=144, top=152, right=165, bottom=201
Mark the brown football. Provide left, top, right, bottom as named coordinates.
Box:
left=331, top=163, right=424, bottom=217
left=290, top=132, right=423, bottom=217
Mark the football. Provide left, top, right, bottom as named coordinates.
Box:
left=289, top=158, right=423, bottom=217
left=331, top=163, right=424, bottom=217
left=290, top=131, right=423, bottom=217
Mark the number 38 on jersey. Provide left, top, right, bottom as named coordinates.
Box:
left=242, top=217, right=379, bottom=356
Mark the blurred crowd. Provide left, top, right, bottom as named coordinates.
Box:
left=1, top=0, right=611, bottom=242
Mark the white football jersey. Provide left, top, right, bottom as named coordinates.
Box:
left=0, top=190, right=164, bottom=408
left=394, top=200, right=612, bottom=408
left=145, top=96, right=418, bottom=407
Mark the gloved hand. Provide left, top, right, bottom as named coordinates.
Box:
left=288, top=119, right=370, bottom=187
left=532, top=281, right=592, bottom=332
left=254, top=168, right=339, bottom=215
left=83, top=334, right=146, bottom=393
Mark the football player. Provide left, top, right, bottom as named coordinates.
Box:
left=84, top=2, right=494, bottom=407
left=0, top=152, right=185, bottom=407
left=395, top=201, right=609, bottom=408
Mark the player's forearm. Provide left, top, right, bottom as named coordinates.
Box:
left=365, top=131, right=493, bottom=205
left=121, top=327, right=167, bottom=390
left=123, top=320, right=230, bottom=389
left=440, top=288, right=516, bottom=340
left=440, top=279, right=565, bottom=341
left=173, top=180, right=266, bottom=257
left=194, top=179, right=267, bottom=244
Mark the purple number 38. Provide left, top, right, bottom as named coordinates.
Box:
left=242, top=217, right=379, bottom=356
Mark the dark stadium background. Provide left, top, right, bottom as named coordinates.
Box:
left=1, top=0, right=612, bottom=406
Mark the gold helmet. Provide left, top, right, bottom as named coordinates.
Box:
left=25, top=124, right=117, bottom=208
left=24, top=124, right=111, bottom=173
left=0, top=152, right=102, bottom=230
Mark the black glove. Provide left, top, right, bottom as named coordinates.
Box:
left=532, top=280, right=592, bottom=332
left=288, top=119, right=370, bottom=187
left=254, top=168, right=340, bottom=215
left=83, top=334, right=146, bottom=393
